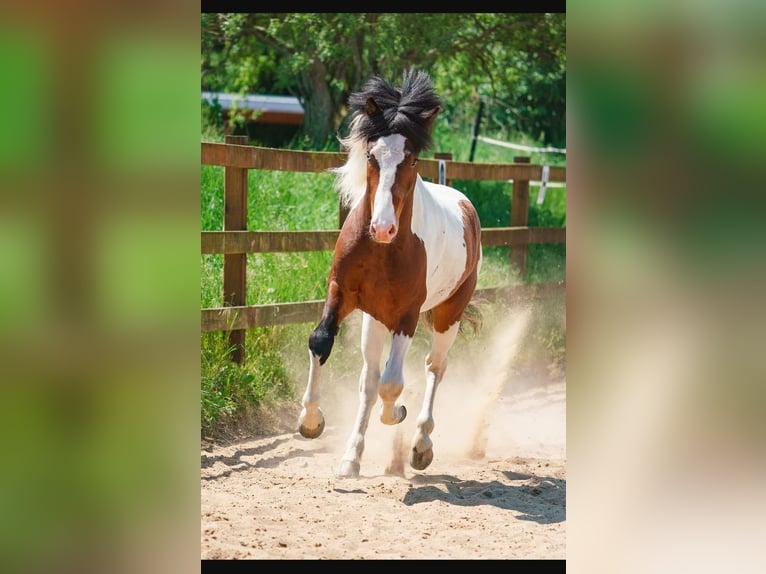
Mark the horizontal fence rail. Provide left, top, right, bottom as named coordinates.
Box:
left=201, top=141, right=566, bottom=359
left=201, top=281, right=566, bottom=333
left=201, top=227, right=566, bottom=255
left=202, top=230, right=340, bottom=254
left=202, top=142, right=346, bottom=172
left=201, top=142, right=567, bottom=182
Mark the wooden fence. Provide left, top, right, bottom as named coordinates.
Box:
left=202, top=135, right=566, bottom=362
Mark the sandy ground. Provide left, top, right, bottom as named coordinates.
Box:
left=201, top=369, right=566, bottom=560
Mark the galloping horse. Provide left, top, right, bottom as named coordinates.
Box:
left=297, top=70, right=482, bottom=478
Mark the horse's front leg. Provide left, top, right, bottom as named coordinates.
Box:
left=337, top=313, right=387, bottom=478
left=410, top=321, right=460, bottom=471
left=297, top=349, right=326, bottom=439
left=378, top=315, right=418, bottom=427
left=297, top=284, right=345, bottom=439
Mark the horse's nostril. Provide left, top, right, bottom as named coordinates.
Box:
left=370, top=221, right=396, bottom=241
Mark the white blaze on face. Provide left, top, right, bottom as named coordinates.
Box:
left=369, top=134, right=406, bottom=242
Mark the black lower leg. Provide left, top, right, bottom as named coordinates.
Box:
left=309, top=313, right=339, bottom=365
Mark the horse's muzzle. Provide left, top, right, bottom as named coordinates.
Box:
left=369, top=221, right=398, bottom=243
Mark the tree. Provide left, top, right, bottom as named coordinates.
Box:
left=201, top=13, right=565, bottom=149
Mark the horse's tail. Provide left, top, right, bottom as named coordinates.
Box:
left=420, top=295, right=485, bottom=336
left=460, top=298, right=485, bottom=336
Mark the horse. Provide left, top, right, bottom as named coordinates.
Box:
left=297, top=69, right=483, bottom=478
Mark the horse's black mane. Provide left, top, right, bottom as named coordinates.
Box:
left=347, top=69, right=441, bottom=153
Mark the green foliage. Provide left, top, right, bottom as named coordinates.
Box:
left=201, top=13, right=565, bottom=149
left=201, top=327, right=295, bottom=435
left=201, top=100, right=225, bottom=143
left=525, top=293, right=567, bottom=381
left=200, top=166, right=338, bottom=310
left=201, top=166, right=337, bottom=232
left=458, top=180, right=510, bottom=228
left=430, top=13, right=566, bottom=148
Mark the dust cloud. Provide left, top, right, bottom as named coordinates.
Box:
left=204, top=303, right=567, bottom=559
left=299, top=304, right=565, bottom=478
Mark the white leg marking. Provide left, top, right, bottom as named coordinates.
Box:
left=379, top=332, right=412, bottom=425
left=337, top=313, right=387, bottom=478
left=410, top=321, right=460, bottom=470
left=298, top=350, right=325, bottom=438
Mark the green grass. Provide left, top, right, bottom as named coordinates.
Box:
left=200, top=122, right=566, bottom=438
left=201, top=326, right=300, bottom=437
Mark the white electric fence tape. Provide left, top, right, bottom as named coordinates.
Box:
left=477, top=135, right=566, bottom=155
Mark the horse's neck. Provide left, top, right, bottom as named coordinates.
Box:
left=413, top=173, right=427, bottom=198
left=393, top=174, right=426, bottom=238
left=410, top=174, right=429, bottom=233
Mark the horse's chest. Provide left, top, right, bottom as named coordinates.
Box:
left=337, top=243, right=425, bottom=318
left=357, top=260, right=426, bottom=307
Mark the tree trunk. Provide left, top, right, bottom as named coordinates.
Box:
left=300, top=60, right=335, bottom=148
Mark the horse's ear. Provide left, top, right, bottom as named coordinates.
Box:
left=424, top=105, right=441, bottom=127
left=365, top=97, right=381, bottom=117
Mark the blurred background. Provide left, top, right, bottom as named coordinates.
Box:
left=568, top=2, right=766, bottom=572
left=0, top=2, right=765, bottom=573
left=0, top=2, right=200, bottom=573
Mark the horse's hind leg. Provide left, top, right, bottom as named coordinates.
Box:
left=410, top=321, right=460, bottom=471
left=337, top=313, right=387, bottom=478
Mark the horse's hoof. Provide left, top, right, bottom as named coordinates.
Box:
left=380, top=405, right=407, bottom=425
left=409, top=446, right=433, bottom=471
left=298, top=415, right=325, bottom=439
left=336, top=459, right=360, bottom=478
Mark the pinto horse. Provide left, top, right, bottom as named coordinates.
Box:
left=297, top=70, right=482, bottom=478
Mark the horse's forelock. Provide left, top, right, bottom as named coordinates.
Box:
left=346, top=70, right=441, bottom=154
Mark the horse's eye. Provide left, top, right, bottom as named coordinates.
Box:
left=366, top=152, right=372, bottom=163
left=411, top=158, right=418, bottom=167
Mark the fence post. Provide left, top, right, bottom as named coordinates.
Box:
left=468, top=101, right=484, bottom=162
left=223, top=135, right=249, bottom=363
left=511, top=156, right=530, bottom=278
left=433, top=152, right=453, bottom=187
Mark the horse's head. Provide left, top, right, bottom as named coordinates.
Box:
left=365, top=131, right=420, bottom=243
left=359, top=80, right=440, bottom=244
